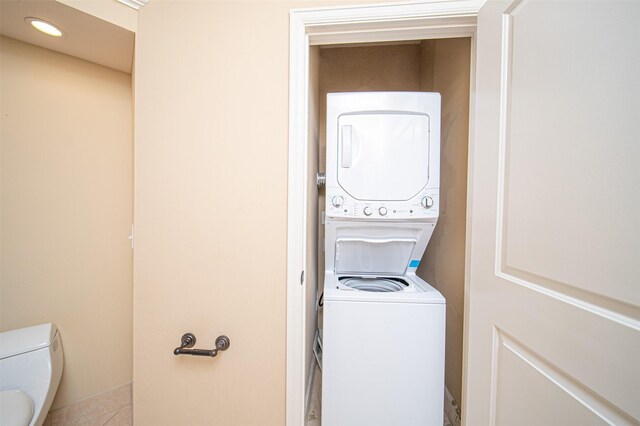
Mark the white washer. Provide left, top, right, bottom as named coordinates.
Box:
left=321, top=92, right=445, bottom=426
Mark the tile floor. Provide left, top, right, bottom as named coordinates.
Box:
left=43, top=383, right=132, bottom=426
left=305, top=365, right=452, bottom=426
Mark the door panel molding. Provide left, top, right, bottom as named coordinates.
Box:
left=495, top=269, right=640, bottom=331
left=491, top=328, right=637, bottom=426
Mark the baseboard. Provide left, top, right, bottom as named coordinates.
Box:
left=444, top=386, right=461, bottom=426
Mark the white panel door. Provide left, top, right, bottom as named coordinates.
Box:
left=466, top=1, right=640, bottom=425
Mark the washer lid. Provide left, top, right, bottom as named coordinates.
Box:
left=0, top=390, right=34, bottom=426
left=334, top=237, right=416, bottom=275
left=337, top=112, right=430, bottom=201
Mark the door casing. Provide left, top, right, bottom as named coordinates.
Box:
left=287, top=1, right=485, bottom=425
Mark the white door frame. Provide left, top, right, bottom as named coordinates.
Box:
left=287, top=1, right=485, bottom=425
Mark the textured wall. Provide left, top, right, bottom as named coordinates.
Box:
left=417, top=37, right=471, bottom=407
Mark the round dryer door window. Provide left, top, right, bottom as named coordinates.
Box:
left=341, top=277, right=407, bottom=293
left=337, top=113, right=430, bottom=201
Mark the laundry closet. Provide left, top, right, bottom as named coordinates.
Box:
left=305, top=38, right=472, bottom=423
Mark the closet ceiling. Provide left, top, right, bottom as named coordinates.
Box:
left=1, top=0, right=134, bottom=73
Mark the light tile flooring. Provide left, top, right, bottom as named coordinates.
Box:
left=305, top=365, right=452, bottom=426
left=306, top=365, right=323, bottom=426
left=43, top=382, right=132, bottom=426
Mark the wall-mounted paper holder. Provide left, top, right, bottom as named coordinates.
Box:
left=173, top=333, right=230, bottom=358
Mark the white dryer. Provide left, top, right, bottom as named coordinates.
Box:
left=321, top=92, right=445, bottom=426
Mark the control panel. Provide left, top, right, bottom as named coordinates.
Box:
left=325, top=187, right=439, bottom=220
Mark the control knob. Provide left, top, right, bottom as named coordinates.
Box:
left=421, top=196, right=434, bottom=209
left=332, top=195, right=344, bottom=207
left=379, top=207, right=388, bottom=216
left=363, top=206, right=373, bottom=216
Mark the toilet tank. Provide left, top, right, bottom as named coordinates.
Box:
left=0, top=323, right=64, bottom=426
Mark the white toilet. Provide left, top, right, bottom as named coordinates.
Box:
left=0, top=323, right=64, bottom=426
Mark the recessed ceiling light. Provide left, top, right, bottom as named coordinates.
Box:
left=25, top=18, right=64, bottom=37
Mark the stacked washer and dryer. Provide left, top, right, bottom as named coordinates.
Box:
left=320, top=92, right=446, bottom=425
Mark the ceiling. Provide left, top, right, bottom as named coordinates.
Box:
left=1, top=0, right=134, bottom=74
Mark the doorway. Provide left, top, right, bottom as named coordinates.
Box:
left=287, top=2, right=483, bottom=425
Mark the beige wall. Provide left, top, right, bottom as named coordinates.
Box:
left=0, top=37, right=133, bottom=409
left=133, top=1, right=379, bottom=424
left=133, top=2, right=429, bottom=425
left=417, top=38, right=471, bottom=407
left=134, top=2, right=290, bottom=424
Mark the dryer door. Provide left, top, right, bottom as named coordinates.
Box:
left=337, top=112, right=430, bottom=201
